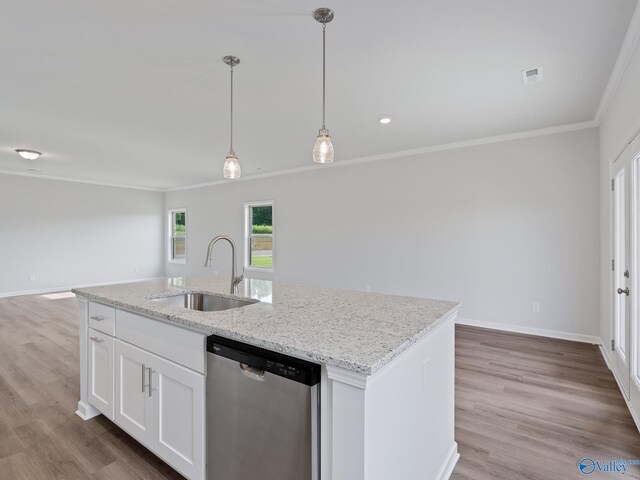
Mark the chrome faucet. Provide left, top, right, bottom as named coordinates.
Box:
left=204, top=235, right=244, bottom=294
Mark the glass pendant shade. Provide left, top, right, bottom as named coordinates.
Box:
left=223, top=152, right=241, bottom=179
left=313, top=128, right=334, bottom=164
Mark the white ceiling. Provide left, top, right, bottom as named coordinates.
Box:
left=0, top=0, right=636, bottom=189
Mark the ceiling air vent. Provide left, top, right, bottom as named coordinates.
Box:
left=522, top=66, right=542, bottom=85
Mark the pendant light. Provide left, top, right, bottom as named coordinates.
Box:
left=313, top=8, right=335, bottom=164
left=223, top=55, right=241, bottom=179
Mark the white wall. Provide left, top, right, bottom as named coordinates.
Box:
left=0, top=174, right=165, bottom=296
left=599, top=22, right=640, bottom=357
left=166, top=128, right=600, bottom=338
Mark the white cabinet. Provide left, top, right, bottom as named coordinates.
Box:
left=115, top=340, right=154, bottom=446
left=87, top=328, right=114, bottom=420
left=82, top=302, right=207, bottom=480
left=153, top=353, right=205, bottom=480
left=115, top=339, right=205, bottom=480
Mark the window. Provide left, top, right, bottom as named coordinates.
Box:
left=245, top=202, right=273, bottom=270
left=169, top=209, right=186, bottom=263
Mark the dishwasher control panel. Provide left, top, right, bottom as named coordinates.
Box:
left=208, top=335, right=320, bottom=386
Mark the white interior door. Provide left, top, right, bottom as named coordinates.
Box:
left=612, top=135, right=640, bottom=412
left=612, top=156, right=630, bottom=396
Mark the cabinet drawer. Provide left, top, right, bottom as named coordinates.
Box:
left=89, top=302, right=116, bottom=336
left=116, top=310, right=206, bottom=374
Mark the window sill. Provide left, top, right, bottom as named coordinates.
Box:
left=244, top=266, right=274, bottom=272
left=168, top=260, right=187, bottom=265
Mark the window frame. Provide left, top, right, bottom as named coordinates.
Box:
left=168, top=208, right=187, bottom=264
left=244, top=200, right=274, bottom=273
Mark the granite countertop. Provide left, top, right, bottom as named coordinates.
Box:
left=72, top=277, right=459, bottom=376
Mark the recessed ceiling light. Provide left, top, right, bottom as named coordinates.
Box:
left=379, top=117, right=392, bottom=125
left=15, top=149, right=42, bottom=160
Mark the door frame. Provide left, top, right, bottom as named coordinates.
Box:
left=611, top=158, right=631, bottom=396
left=611, top=133, right=640, bottom=418
left=629, top=138, right=640, bottom=416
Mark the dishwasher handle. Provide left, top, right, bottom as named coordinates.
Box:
left=240, top=363, right=266, bottom=381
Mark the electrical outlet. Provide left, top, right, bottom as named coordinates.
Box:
left=365, top=285, right=371, bottom=293
left=28, top=274, right=36, bottom=282
left=532, top=302, right=540, bottom=313
left=135, top=266, right=141, bottom=273
left=213, top=270, right=219, bottom=276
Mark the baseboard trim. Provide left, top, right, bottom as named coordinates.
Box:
left=626, top=398, right=640, bottom=435
left=456, top=317, right=600, bottom=344
left=597, top=343, right=640, bottom=434
left=0, top=276, right=164, bottom=299
left=598, top=342, right=613, bottom=369
left=436, top=442, right=460, bottom=480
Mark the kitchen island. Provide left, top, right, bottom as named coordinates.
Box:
left=73, top=277, right=460, bottom=480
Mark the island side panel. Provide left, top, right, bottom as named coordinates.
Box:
left=322, top=366, right=368, bottom=480
left=364, top=312, right=458, bottom=480
left=321, top=311, right=458, bottom=480
left=76, top=296, right=101, bottom=420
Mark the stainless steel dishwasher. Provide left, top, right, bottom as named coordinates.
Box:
left=206, top=335, right=320, bottom=480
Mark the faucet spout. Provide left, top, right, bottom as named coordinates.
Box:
left=204, top=235, right=244, bottom=294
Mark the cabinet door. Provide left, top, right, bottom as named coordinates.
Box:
left=87, top=328, right=114, bottom=420
left=152, top=354, right=205, bottom=480
left=115, top=340, right=154, bottom=446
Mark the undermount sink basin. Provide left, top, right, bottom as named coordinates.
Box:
left=151, top=293, right=258, bottom=312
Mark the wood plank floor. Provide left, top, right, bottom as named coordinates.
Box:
left=452, top=326, right=640, bottom=480
left=0, top=293, right=638, bottom=479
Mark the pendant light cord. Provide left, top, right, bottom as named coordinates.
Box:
left=322, top=22, right=326, bottom=130
left=230, top=65, right=234, bottom=153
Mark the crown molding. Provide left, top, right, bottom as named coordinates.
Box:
left=0, top=120, right=597, bottom=193
left=166, top=120, right=597, bottom=192
left=0, top=168, right=163, bottom=192
left=594, top=2, right=640, bottom=126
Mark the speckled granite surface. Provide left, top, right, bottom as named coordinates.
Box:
left=73, top=277, right=459, bottom=375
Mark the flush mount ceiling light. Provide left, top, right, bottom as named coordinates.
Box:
left=222, top=55, right=241, bottom=179
left=312, top=7, right=335, bottom=164
left=379, top=117, right=392, bottom=125
left=15, top=149, right=41, bottom=160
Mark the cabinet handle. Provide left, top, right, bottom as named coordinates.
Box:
left=89, top=336, right=104, bottom=343
left=148, top=368, right=157, bottom=397
left=142, top=364, right=147, bottom=392
left=90, top=315, right=105, bottom=321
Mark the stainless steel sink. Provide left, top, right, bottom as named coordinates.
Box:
left=151, top=293, right=258, bottom=312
